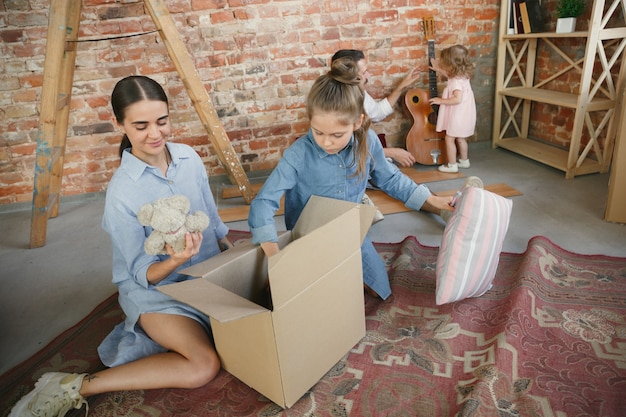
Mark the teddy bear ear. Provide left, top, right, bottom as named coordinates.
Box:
left=172, top=195, right=190, bottom=212
left=137, top=202, right=154, bottom=226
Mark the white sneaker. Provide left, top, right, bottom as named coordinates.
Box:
left=458, top=159, right=471, bottom=168
left=9, top=372, right=88, bottom=417
left=361, top=194, right=384, bottom=224
left=438, top=163, right=459, bottom=173
left=463, top=176, right=484, bottom=189
left=440, top=209, right=453, bottom=223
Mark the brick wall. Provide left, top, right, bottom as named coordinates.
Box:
left=1, top=0, right=502, bottom=205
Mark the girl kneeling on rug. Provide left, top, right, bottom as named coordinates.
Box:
left=248, top=57, right=453, bottom=300
left=10, top=76, right=233, bottom=417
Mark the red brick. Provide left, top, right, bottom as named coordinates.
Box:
left=12, top=89, right=37, bottom=103
left=362, top=10, right=398, bottom=23
left=98, top=3, right=145, bottom=20
left=20, top=74, right=43, bottom=88
left=211, top=10, right=235, bottom=24
left=0, top=29, right=26, bottom=43
left=228, top=0, right=266, bottom=7
left=233, top=9, right=252, bottom=20
left=248, top=139, right=267, bottom=150
left=191, top=0, right=227, bottom=11
left=12, top=43, right=46, bottom=58
left=0, top=184, right=32, bottom=201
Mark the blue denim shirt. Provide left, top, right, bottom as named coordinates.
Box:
left=248, top=128, right=431, bottom=244
left=102, top=142, right=229, bottom=288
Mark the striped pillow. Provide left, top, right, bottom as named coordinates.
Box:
left=436, top=186, right=513, bottom=305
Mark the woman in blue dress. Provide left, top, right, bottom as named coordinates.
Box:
left=10, top=75, right=233, bottom=417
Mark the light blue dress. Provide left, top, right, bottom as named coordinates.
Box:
left=248, top=128, right=432, bottom=299
left=98, top=142, right=229, bottom=367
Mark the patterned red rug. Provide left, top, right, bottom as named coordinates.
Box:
left=2, top=232, right=626, bottom=417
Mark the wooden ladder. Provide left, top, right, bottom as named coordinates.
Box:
left=30, top=0, right=255, bottom=248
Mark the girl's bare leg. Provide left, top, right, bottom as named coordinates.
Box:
left=456, top=137, right=469, bottom=161
left=445, top=134, right=457, bottom=164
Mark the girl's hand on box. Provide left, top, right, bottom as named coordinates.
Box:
left=261, top=241, right=280, bottom=257
left=218, top=236, right=234, bottom=252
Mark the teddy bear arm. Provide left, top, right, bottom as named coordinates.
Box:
left=144, top=232, right=167, bottom=255
left=185, top=212, right=210, bottom=232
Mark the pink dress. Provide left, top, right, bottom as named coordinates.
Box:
left=435, top=76, right=476, bottom=138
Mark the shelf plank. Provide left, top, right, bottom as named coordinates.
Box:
left=503, top=31, right=589, bottom=39
left=503, top=27, right=626, bottom=41
left=499, top=87, right=614, bottom=110
left=495, top=137, right=602, bottom=176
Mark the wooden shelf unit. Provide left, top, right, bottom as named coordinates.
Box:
left=492, top=0, right=626, bottom=178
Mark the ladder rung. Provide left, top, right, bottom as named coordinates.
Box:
left=45, top=193, right=60, bottom=216
left=50, top=145, right=63, bottom=164
left=57, top=93, right=69, bottom=111
left=64, top=40, right=77, bottom=52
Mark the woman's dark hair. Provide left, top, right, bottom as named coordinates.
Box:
left=331, top=49, right=365, bottom=64
left=111, top=76, right=169, bottom=157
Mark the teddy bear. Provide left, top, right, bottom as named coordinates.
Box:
left=137, top=195, right=210, bottom=255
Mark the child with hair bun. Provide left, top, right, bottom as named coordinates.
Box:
left=248, top=58, right=453, bottom=300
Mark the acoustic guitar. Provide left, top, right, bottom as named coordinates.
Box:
left=405, top=17, right=447, bottom=166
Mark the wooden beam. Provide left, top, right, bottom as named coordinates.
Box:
left=30, top=0, right=81, bottom=248
left=144, top=0, right=255, bottom=203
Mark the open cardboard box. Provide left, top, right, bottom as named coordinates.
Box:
left=159, top=195, right=376, bottom=408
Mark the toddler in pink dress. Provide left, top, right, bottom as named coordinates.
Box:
left=429, top=45, right=476, bottom=173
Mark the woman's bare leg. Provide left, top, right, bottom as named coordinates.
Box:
left=79, top=313, right=220, bottom=396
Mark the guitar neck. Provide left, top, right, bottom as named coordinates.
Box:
left=427, top=40, right=439, bottom=112
left=428, top=40, right=438, bottom=99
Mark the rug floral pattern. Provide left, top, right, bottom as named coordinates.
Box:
left=2, top=234, right=625, bottom=416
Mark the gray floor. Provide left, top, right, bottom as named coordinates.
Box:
left=1, top=142, right=625, bottom=376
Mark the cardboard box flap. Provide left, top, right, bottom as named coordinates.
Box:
left=179, top=237, right=258, bottom=278
left=292, top=195, right=376, bottom=244
left=159, top=278, right=267, bottom=323
left=270, top=250, right=365, bottom=407
left=209, top=313, right=284, bottom=406
left=180, top=231, right=291, bottom=279
left=268, top=206, right=362, bottom=309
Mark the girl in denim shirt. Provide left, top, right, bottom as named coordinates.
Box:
left=248, top=58, right=453, bottom=300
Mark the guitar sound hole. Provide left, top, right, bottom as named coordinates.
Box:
left=428, top=112, right=437, bottom=125
left=412, top=96, right=419, bottom=104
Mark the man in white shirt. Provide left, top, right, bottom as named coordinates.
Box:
left=331, top=49, right=420, bottom=167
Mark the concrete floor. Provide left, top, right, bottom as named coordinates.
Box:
left=1, top=143, right=625, bottom=375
